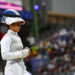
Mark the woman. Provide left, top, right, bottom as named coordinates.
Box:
left=1, top=9, right=31, bottom=75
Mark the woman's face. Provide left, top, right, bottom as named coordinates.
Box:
left=9, top=22, right=21, bottom=32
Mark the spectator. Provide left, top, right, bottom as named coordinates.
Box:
left=27, top=33, right=35, bottom=46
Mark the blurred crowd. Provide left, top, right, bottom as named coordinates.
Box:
left=24, top=27, right=75, bottom=75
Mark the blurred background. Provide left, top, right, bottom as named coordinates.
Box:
left=0, top=0, right=75, bottom=75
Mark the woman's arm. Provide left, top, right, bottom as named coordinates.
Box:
left=1, top=36, right=30, bottom=60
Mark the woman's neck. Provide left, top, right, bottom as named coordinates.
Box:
left=9, top=28, right=16, bottom=32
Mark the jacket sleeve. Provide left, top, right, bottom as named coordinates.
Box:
left=1, top=36, right=30, bottom=60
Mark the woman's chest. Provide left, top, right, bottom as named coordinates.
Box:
left=10, top=35, right=23, bottom=51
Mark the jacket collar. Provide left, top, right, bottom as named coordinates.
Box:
left=8, top=30, right=18, bottom=35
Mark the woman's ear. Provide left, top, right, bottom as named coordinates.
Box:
left=9, top=25, right=11, bottom=28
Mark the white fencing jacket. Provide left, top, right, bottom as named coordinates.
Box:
left=1, top=30, right=30, bottom=75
